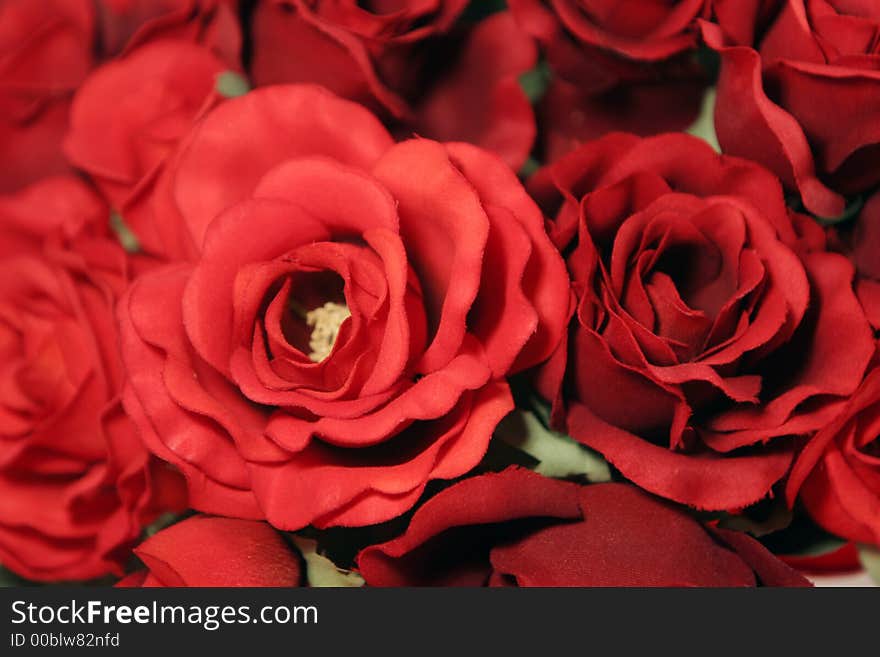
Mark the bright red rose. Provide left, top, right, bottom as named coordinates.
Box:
left=0, top=0, right=95, bottom=192
left=786, top=366, right=880, bottom=547
left=95, top=0, right=241, bottom=66
left=118, top=85, right=570, bottom=530
left=357, top=468, right=810, bottom=586
left=0, top=177, right=183, bottom=581
left=117, top=516, right=302, bottom=586
left=509, top=0, right=710, bottom=162
left=250, top=2, right=536, bottom=170
left=704, top=0, right=880, bottom=217
left=531, top=133, right=874, bottom=512
left=63, top=39, right=231, bottom=255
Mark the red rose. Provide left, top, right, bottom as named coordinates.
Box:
left=786, top=366, right=880, bottom=547
left=826, top=191, right=880, bottom=333
left=117, top=516, right=302, bottom=587
left=357, top=468, right=810, bottom=586
left=118, top=85, right=570, bottom=530
left=95, top=0, right=242, bottom=66
left=0, top=178, right=183, bottom=581
left=63, top=39, right=231, bottom=256
left=0, top=176, right=108, bottom=257
left=531, top=133, right=874, bottom=512
left=509, top=0, right=710, bottom=162
left=703, top=0, right=880, bottom=217
left=0, top=0, right=95, bottom=192
left=250, top=2, right=536, bottom=170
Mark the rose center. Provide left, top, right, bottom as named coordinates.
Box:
left=305, top=301, right=350, bottom=363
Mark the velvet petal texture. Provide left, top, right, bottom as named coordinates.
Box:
left=705, top=1, right=880, bottom=216
left=64, top=39, right=229, bottom=256
left=531, top=133, right=874, bottom=512
left=0, top=180, right=183, bottom=581
left=95, top=0, right=242, bottom=66
left=119, top=85, right=570, bottom=530
left=117, top=516, right=302, bottom=587
left=0, top=0, right=94, bottom=192
left=357, top=468, right=810, bottom=587
left=786, top=366, right=880, bottom=546
left=250, top=2, right=535, bottom=170
left=509, top=0, right=709, bottom=162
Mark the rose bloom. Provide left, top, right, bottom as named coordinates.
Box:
left=0, top=177, right=182, bottom=581
left=117, top=516, right=302, bottom=587
left=95, top=0, right=241, bottom=64
left=0, top=0, right=94, bottom=192
left=530, top=132, right=874, bottom=512
left=789, top=192, right=880, bottom=547
left=787, top=365, right=880, bottom=547
left=0, top=0, right=241, bottom=195
left=250, top=1, right=537, bottom=170
left=358, top=467, right=810, bottom=586
left=63, top=38, right=233, bottom=256
left=118, top=84, right=570, bottom=530
left=508, top=0, right=710, bottom=162
left=704, top=0, right=880, bottom=217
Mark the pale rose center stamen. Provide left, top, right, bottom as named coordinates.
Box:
left=305, top=301, right=350, bottom=362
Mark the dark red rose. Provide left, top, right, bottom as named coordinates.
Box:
left=786, top=366, right=880, bottom=547
left=826, top=191, right=880, bottom=333
left=0, top=178, right=183, bottom=581
left=509, top=0, right=710, bottom=162
left=117, top=516, right=302, bottom=586
left=63, top=39, right=231, bottom=256
left=703, top=0, right=880, bottom=217
left=250, top=2, right=536, bottom=170
left=511, top=0, right=711, bottom=60
left=95, top=0, right=241, bottom=66
left=118, top=85, right=570, bottom=530
left=0, top=0, right=95, bottom=192
left=711, top=0, right=783, bottom=46
left=357, top=468, right=810, bottom=586
left=531, top=132, right=874, bottom=512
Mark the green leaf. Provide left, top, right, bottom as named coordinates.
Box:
left=518, top=60, right=552, bottom=105
left=858, top=545, right=880, bottom=585
left=462, top=0, right=508, bottom=22
left=495, top=408, right=611, bottom=482
left=291, top=536, right=365, bottom=588
left=144, top=511, right=184, bottom=537
left=519, top=157, right=541, bottom=178
left=111, top=212, right=140, bottom=253
left=0, top=565, right=30, bottom=587
left=685, top=87, right=720, bottom=153
left=216, top=71, right=250, bottom=99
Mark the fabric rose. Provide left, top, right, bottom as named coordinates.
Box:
left=508, top=0, right=710, bottom=162
left=357, top=467, right=810, bottom=586
left=786, top=366, right=880, bottom=547
left=63, top=39, right=232, bottom=256
left=95, top=0, right=241, bottom=66
left=703, top=0, right=880, bottom=218
left=827, top=191, right=880, bottom=334
left=117, top=516, right=302, bottom=586
left=118, top=84, right=570, bottom=530
left=0, top=0, right=94, bottom=193
left=530, top=132, right=875, bottom=512
left=250, top=2, right=536, bottom=170
left=788, top=192, right=880, bottom=547
left=0, top=177, right=183, bottom=581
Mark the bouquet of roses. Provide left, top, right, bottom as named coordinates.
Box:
left=1, top=0, right=877, bottom=588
